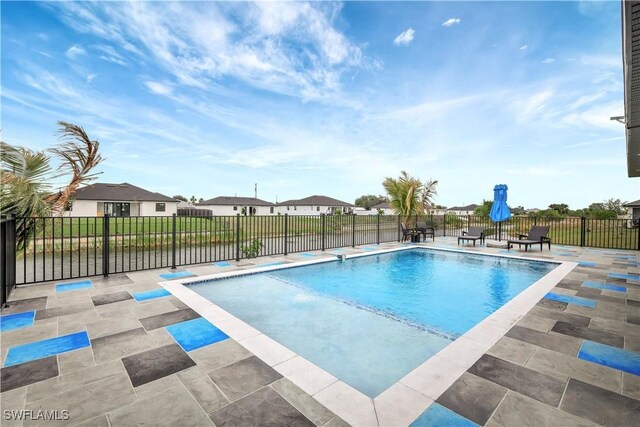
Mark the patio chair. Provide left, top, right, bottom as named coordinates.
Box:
left=415, top=221, right=435, bottom=242
left=507, top=225, right=551, bottom=252
left=401, top=223, right=419, bottom=242
left=458, top=226, right=485, bottom=246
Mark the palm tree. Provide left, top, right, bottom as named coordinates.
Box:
left=1, top=121, right=103, bottom=249
left=383, top=171, right=438, bottom=226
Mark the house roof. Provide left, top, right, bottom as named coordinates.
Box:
left=371, top=202, right=391, bottom=209
left=277, top=195, right=354, bottom=207
left=73, top=183, right=177, bottom=202
left=447, top=204, right=480, bottom=211
left=624, top=199, right=640, bottom=207
left=198, top=196, right=274, bottom=206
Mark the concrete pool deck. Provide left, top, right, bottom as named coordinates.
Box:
left=1, top=238, right=639, bottom=426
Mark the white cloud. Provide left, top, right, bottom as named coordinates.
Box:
left=65, top=45, right=86, bottom=59
left=519, top=45, right=528, bottom=51
left=145, top=81, right=173, bottom=95
left=50, top=2, right=366, bottom=103
left=86, top=74, right=97, bottom=83
left=394, top=28, right=415, bottom=46
left=442, top=18, right=461, bottom=27
left=95, top=45, right=128, bottom=66
left=542, top=58, right=555, bottom=64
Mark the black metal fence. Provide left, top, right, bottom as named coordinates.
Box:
left=1, top=214, right=638, bottom=298
left=1, top=217, right=17, bottom=306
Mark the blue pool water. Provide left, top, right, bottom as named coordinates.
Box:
left=189, top=248, right=556, bottom=397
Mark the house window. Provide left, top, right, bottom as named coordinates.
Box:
left=287, top=206, right=290, bottom=211
left=104, top=202, right=131, bottom=217
left=155, top=203, right=166, bottom=212
left=233, top=206, right=238, bottom=211
left=316, top=206, right=320, bottom=211
left=65, top=201, right=73, bottom=211
left=294, top=206, right=297, bottom=211
left=270, top=207, right=274, bottom=214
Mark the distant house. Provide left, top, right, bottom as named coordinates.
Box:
left=197, top=196, right=275, bottom=216
left=425, top=205, right=447, bottom=216
left=371, top=202, right=394, bottom=215
left=446, top=204, right=480, bottom=216
left=65, top=183, right=178, bottom=217
left=624, top=199, right=640, bottom=222
left=276, top=195, right=355, bottom=215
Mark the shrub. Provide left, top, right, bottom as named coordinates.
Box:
left=241, top=239, right=263, bottom=258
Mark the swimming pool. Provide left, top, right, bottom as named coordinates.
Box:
left=186, top=248, right=557, bottom=397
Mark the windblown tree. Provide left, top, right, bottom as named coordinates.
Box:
left=1, top=121, right=103, bottom=249
left=382, top=171, right=438, bottom=226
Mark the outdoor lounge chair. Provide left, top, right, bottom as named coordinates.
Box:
left=401, top=223, right=419, bottom=242
left=415, top=221, right=435, bottom=241
left=458, top=226, right=485, bottom=246
left=507, top=225, right=551, bottom=252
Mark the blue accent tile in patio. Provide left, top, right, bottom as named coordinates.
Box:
left=578, top=340, right=640, bottom=376
left=4, top=331, right=90, bottom=367
left=578, top=261, right=597, bottom=267
left=215, top=261, right=232, bottom=267
left=330, top=249, right=345, bottom=254
left=55, top=280, right=93, bottom=293
left=582, top=281, right=626, bottom=293
left=361, top=246, right=378, bottom=251
left=1, top=311, right=36, bottom=332
left=557, top=253, right=577, bottom=257
left=159, top=271, right=194, bottom=280
left=608, top=273, right=640, bottom=281
left=410, top=403, right=479, bottom=427
left=258, top=261, right=285, bottom=267
left=132, top=288, right=171, bottom=301
left=544, top=292, right=597, bottom=308
left=166, top=317, right=229, bottom=352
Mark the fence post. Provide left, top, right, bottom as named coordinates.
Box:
left=377, top=214, right=380, bottom=244
left=580, top=217, right=586, bottom=247
left=498, top=221, right=502, bottom=241
left=352, top=214, right=356, bottom=247
left=171, top=214, right=177, bottom=269
left=321, top=214, right=326, bottom=251
left=443, top=215, right=447, bottom=237
left=397, top=216, right=401, bottom=242
left=1, top=215, right=16, bottom=307
left=235, top=214, right=241, bottom=261
left=284, top=214, right=288, bottom=256
left=102, top=214, right=110, bottom=277
left=0, top=217, right=6, bottom=307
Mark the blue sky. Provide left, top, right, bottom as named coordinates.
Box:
left=2, top=1, right=636, bottom=209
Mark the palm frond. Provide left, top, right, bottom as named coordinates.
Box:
left=47, top=121, right=104, bottom=211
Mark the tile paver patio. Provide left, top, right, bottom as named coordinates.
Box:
left=0, top=238, right=638, bottom=425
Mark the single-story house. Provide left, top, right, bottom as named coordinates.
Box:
left=197, top=196, right=275, bottom=216
left=446, top=204, right=480, bottom=216
left=624, top=199, right=640, bottom=221
left=65, top=183, right=178, bottom=217
left=370, top=202, right=394, bottom=215
left=276, top=195, right=355, bottom=215
left=425, top=204, right=447, bottom=216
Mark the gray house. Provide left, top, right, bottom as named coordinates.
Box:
left=624, top=199, right=640, bottom=223
left=276, top=195, right=355, bottom=215
left=66, top=183, right=178, bottom=217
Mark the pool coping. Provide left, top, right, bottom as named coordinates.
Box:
left=160, top=245, right=578, bottom=427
